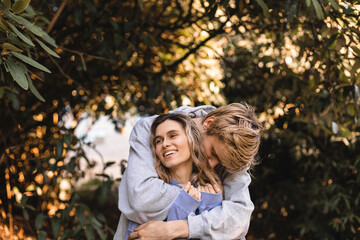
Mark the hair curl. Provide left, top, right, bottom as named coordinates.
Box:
left=203, top=103, right=263, bottom=173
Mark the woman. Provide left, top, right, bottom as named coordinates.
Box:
left=125, top=113, right=223, bottom=240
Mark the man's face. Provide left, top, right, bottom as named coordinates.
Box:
left=201, top=134, right=226, bottom=168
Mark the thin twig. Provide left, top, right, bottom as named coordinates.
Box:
left=48, top=55, right=87, bottom=92
left=46, top=0, right=70, bottom=33
left=61, top=48, right=118, bottom=64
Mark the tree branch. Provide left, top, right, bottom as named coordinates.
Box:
left=46, top=0, right=70, bottom=33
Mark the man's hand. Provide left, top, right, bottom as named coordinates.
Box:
left=128, top=220, right=189, bottom=240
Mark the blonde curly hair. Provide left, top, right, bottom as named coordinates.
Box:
left=203, top=103, right=263, bottom=173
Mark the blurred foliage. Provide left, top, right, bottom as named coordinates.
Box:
left=0, top=0, right=359, bottom=239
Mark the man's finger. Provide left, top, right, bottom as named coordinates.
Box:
left=134, top=223, right=144, bottom=231
left=128, top=231, right=139, bottom=240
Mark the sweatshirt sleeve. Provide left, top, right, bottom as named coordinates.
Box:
left=167, top=189, right=200, bottom=221
left=198, top=191, right=222, bottom=214
left=187, top=169, right=254, bottom=240
left=117, top=117, right=181, bottom=223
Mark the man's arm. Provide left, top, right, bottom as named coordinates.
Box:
left=187, top=169, right=254, bottom=239
left=118, top=117, right=181, bottom=223
left=128, top=170, right=253, bottom=240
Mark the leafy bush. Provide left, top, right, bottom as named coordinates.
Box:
left=0, top=1, right=359, bottom=239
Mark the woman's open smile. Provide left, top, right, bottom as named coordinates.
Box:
left=154, top=120, right=192, bottom=171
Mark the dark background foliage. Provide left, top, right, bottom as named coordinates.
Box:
left=0, top=0, right=359, bottom=239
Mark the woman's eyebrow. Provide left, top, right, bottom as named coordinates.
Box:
left=166, top=130, right=179, bottom=134
left=154, top=129, right=180, bottom=139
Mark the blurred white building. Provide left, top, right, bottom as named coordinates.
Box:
left=71, top=114, right=139, bottom=184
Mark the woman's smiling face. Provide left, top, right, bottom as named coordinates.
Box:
left=154, top=119, right=192, bottom=170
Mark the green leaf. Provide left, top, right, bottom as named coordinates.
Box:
left=27, top=76, right=45, bottom=102
left=6, top=58, right=29, bottom=90
left=0, top=87, right=4, bottom=99
left=351, top=46, right=360, bottom=57
left=2, top=42, right=23, bottom=52
left=137, top=0, right=143, bottom=11
left=22, top=208, right=29, bottom=221
left=7, top=22, right=35, bottom=46
left=41, top=33, right=58, bottom=48
left=121, top=160, right=127, bottom=175
left=35, top=38, right=60, bottom=58
left=0, top=16, right=10, bottom=32
left=97, top=214, right=106, bottom=225
left=5, top=11, right=46, bottom=37
left=2, top=0, right=11, bottom=9
left=24, top=204, right=35, bottom=211
left=5, top=91, right=20, bottom=109
left=312, top=0, right=324, bottom=19
left=63, top=134, right=71, bottom=147
left=55, top=139, right=63, bottom=160
left=11, top=51, right=51, bottom=73
left=20, top=194, right=28, bottom=205
left=61, top=229, right=73, bottom=240
left=306, top=0, right=311, bottom=7
left=254, top=0, right=270, bottom=17
left=24, top=4, right=35, bottom=15
left=104, top=161, right=116, bottom=169
left=328, top=0, right=339, bottom=10
left=85, top=225, right=95, bottom=240
left=35, top=213, right=46, bottom=230
left=12, top=0, right=30, bottom=14
left=94, top=226, right=106, bottom=240
left=98, top=180, right=111, bottom=206
left=51, top=216, right=61, bottom=239
left=90, top=217, right=102, bottom=228
left=37, top=230, right=47, bottom=240
left=76, top=208, right=87, bottom=226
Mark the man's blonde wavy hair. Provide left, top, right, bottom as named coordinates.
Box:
left=203, top=103, right=263, bottom=173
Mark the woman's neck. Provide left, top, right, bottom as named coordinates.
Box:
left=169, top=162, right=193, bottom=185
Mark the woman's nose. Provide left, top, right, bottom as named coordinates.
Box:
left=162, top=138, right=171, bottom=147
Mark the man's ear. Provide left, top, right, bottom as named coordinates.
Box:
left=203, top=116, right=215, bottom=130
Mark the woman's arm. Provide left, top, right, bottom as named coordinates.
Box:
left=118, top=117, right=181, bottom=224
left=167, top=187, right=200, bottom=221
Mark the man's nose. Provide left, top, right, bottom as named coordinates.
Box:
left=208, top=158, right=219, bottom=168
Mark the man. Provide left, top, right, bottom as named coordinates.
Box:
left=115, top=103, right=263, bottom=239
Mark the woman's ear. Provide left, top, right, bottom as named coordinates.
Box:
left=203, top=116, right=215, bottom=130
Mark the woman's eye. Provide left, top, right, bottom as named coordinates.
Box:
left=155, top=139, right=162, bottom=144
left=170, top=134, right=177, bottom=138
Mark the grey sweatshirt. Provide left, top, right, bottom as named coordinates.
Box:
left=114, top=105, right=254, bottom=240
